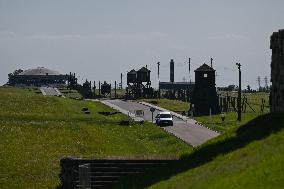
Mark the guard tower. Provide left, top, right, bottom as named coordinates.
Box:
left=126, top=69, right=138, bottom=98
left=137, top=67, right=151, bottom=88
left=191, top=63, right=220, bottom=115
left=126, top=67, right=152, bottom=99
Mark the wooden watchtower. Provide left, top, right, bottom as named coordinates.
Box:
left=191, top=64, right=220, bottom=115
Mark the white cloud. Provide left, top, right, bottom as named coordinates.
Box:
left=30, top=33, right=83, bottom=40
left=0, top=31, right=17, bottom=39
left=208, top=33, right=250, bottom=41
left=0, top=31, right=170, bottom=42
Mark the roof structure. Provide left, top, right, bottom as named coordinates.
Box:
left=195, top=64, right=215, bottom=72
left=138, top=67, right=151, bottom=73
left=19, top=67, right=62, bottom=76
left=128, top=69, right=137, bottom=74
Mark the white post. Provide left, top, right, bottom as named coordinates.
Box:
left=209, top=108, right=212, bottom=123
left=79, top=163, right=90, bottom=189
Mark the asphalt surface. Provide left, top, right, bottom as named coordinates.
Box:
left=102, top=99, right=219, bottom=147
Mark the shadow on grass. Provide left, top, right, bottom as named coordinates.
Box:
left=114, top=113, right=284, bottom=188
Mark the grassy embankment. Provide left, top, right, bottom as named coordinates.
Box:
left=116, top=113, right=284, bottom=189
left=57, top=86, right=126, bottom=99
left=0, top=87, right=191, bottom=189
left=56, top=85, right=82, bottom=99
left=144, top=92, right=270, bottom=133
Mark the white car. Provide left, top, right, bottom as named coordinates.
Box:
left=155, top=112, right=173, bottom=126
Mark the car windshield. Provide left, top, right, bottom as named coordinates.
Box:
left=160, top=114, right=172, bottom=118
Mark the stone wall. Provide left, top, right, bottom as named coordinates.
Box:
left=270, top=29, right=284, bottom=112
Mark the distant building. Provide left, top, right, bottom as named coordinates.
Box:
left=270, top=29, right=284, bottom=112
left=190, top=63, right=220, bottom=115
left=159, top=82, right=194, bottom=91
left=8, top=67, right=68, bottom=86
left=159, top=59, right=195, bottom=101
left=126, top=66, right=152, bottom=99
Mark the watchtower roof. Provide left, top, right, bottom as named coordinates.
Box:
left=19, top=67, right=62, bottom=75
left=138, top=67, right=151, bottom=73
left=128, top=69, right=137, bottom=74
left=195, top=64, right=215, bottom=72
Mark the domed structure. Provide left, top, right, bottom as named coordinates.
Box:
left=19, top=67, right=61, bottom=76
left=8, top=67, right=68, bottom=86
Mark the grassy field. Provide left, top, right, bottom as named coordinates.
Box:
left=0, top=87, right=191, bottom=189
left=143, top=93, right=270, bottom=133
left=217, top=91, right=270, bottom=113
left=115, top=113, right=284, bottom=189
left=56, top=86, right=83, bottom=99
left=142, top=99, right=189, bottom=113
left=193, top=92, right=270, bottom=133
left=94, top=88, right=126, bottom=98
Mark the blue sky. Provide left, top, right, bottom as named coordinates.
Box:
left=0, top=0, right=283, bottom=88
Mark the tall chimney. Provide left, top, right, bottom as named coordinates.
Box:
left=188, top=58, right=191, bottom=76
left=170, top=59, right=174, bottom=82
left=210, top=58, right=213, bottom=68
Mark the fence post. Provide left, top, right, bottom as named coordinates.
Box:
left=79, top=163, right=91, bottom=189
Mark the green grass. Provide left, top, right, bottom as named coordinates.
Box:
left=218, top=91, right=270, bottom=113
left=142, top=99, right=189, bottom=113
left=0, top=87, right=191, bottom=189
left=94, top=88, right=126, bottom=98
left=56, top=86, right=83, bottom=99
left=143, top=94, right=270, bottom=133
left=194, top=112, right=262, bottom=133
left=115, top=113, right=284, bottom=189
left=197, top=91, right=270, bottom=133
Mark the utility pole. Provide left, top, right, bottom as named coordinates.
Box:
left=93, top=81, right=96, bottom=97
left=257, top=76, right=261, bottom=91
left=157, top=61, right=160, bottom=98
left=157, top=62, right=160, bottom=80
left=236, top=63, right=242, bottom=122
left=114, top=81, right=117, bottom=98
left=264, top=76, right=268, bottom=89
left=188, top=58, right=191, bottom=82
left=120, top=73, right=123, bottom=89
left=99, top=81, right=101, bottom=96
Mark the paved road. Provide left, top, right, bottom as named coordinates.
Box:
left=102, top=99, right=219, bottom=147
left=40, top=87, right=63, bottom=97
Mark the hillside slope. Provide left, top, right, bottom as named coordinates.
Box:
left=116, top=113, right=284, bottom=189
left=0, top=87, right=191, bottom=188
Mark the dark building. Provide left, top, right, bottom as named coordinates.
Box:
left=101, top=81, right=111, bottom=96
left=127, top=69, right=137, bottom=84
left=190, top=63, right=220, bottom=115
left=8, top=67, right=68, bottom=86
left=158, top=59, right=194, bottom=101
left=137, top=67, right=151, bottom=83
left=159, top=82, right=194, bottom=91
left=270, top=29, right=284, bottom=112
left=126, top=66, right=152, bottom=99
